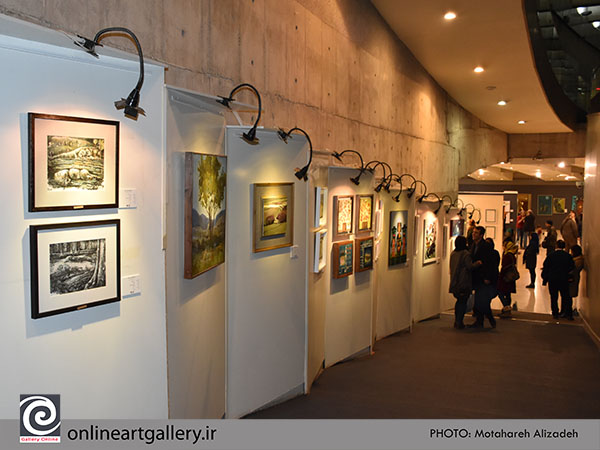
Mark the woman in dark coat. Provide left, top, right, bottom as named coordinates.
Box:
left=523, top=231, right=539, bottom=288
left=449, top=236, right=480, bottom=329
left=498, top=240, right=518, bottom=317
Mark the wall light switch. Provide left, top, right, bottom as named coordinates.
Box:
left=119, top=189, right=137, bottom=208
left=290, top=245, right=299, bottom=259
left=122, top=274, right=141, bottom=296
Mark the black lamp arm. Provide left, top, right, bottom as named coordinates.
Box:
left=409, top=179, right=427, bottom=199
left=224, top=83, right=262, bottom=128
left=286, top=127, right=313, bottom=167
left=334, top=149, right=365, bottom=170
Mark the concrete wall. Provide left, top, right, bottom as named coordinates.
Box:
left=508, top=127, right=586, bottom=159
left=0, top=0, right=507, bottom=195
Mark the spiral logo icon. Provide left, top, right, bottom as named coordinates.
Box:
left=19, top=394, right=61, bottom=443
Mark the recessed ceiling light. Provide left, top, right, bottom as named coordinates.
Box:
left=535, top=171, right=542, bottom=178
left=474, top=66, right=484, bottom=73
left=558, top=161, right=566, bottom=168
left=565, top=176, right=576, bottom=180
left=497, top=100, right=507, bottom=106
left=500, top=162, right=505, bottom=165
left=594, top=21, right=600, bottom=28
left=577, top=7, right=591, bottom=16
left=478, top=169, right=485, bottom=175
left=518, top=120, right=526, bottom=124
left=444, top=12, right=456, bottom=20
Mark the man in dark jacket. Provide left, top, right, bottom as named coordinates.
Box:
left=542, top=240, right=575, bottom=320
left=523, top=210, right=535, bottom=247
left=542, top=220, right=557, bottom=256
left=468, top=226, right=497, bottom=328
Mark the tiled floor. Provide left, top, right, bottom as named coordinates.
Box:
left=490, top=246, right=585, bottom=315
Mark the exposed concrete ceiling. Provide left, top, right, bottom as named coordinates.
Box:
left=467, top=157, right=585, bottom=181
left=372, top=0, right=574, bottom=134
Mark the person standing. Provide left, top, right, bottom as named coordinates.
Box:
left=516, top=209, right=525, bottom=248
left=469, top=226, right=497, bottom=328
left=569, top=244, right=584, bottom=317
left=466, top=219, right=476, bottom=249
left=560, top=211, right=579, bottom=252
left=449, top=236, right=481, bottom=329
left=541, top=220, right=557, bottom=256
left=498, top=240, right=518, bottom=317
left=523, top=209, right=536, bottom=248
left=542, top=240, right=575, bottom=320
left=523, top=230, right=540, bottom=288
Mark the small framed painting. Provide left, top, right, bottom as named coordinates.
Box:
left=29, top=219, right=121, bottom=319
left=423, top=216, right=438, bottom=265
left=355, top=236, right=374, bottom=272
left=253, top=182, right=294, bottom=253
left=313, top=229, right=328, bottom=273
left=450, top=218, right=464, bottom=237
left=314, top=187, right=328, bottom=228
left=184, top=152, right=227, bottom=278
left=333, top=195, right=354, bottom=240
left=487, top=225, right=497, bottom=240
left=485, top=209, right=496, bottom=223
left=28, top=112, right=119, bottom=211
left=553, top=197, right=566, bottom=214
left=356, top=194, right=373, bottom=233
left=389, top=210, right=408, bottom=266
left=538, top=195, right=553, bottom=216
left=332, top=240, right=353, bottom=278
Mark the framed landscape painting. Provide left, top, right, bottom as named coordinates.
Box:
left=356, top=194, right=373, bottom=233
left=314, top=187, right=328, bottom=228
left=184, top=152, right=227, bottom=278
left=28, top=113, right=119, bottom=211
left=333, top=195, right=353, bottom=240
left=313, top=229, right=328, bottom=273
left=553, top=197, right=566, bottom=214
left=29, top=219, right=121, bottom=319
left=355, top=236, right=374, bottom=272
left=389, top=210, right=408, bottom=266
left=332, top=240, right=353, bottom=278
left=537, top=195, right=553, bottom=216
left=253, top=182, right=294, bottom=252
left=423, top=216, right=438, bottom=265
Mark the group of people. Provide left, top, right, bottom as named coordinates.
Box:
left=449, top=209, right=584, bottom=329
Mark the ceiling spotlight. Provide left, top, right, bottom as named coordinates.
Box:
left=558, top=161, right=566, bottom=168
left=500, top=162, right=505, bottom=165
left=444, top=12, right=456, bottom=20
left=278, top=127, right=313, bottom=181
left=497, top=100, right=507, bottom=106
left=474, top=66, right=484, bottom=73
left=577, top=7, right=591, bottom=16
left=217, top=83, right=262, bottom=145
left=535, top=171, right=542, bottom=178
left=518, top=120, right=526, bottom=124
left=478, top=169, right=485, bottom=175
left=565, top=176, right=576, bottom=180
left=75, top=27, right=146, bottom=120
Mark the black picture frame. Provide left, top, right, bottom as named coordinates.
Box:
left=30, top=219, right=121, bottom=319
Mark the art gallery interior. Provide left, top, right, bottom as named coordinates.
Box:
left=1, top=0, right=599, bottom=420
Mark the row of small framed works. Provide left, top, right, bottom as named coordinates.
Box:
left=332, top=194, right=373, bottom=240
left=331, top=237, right=374, bottom=278
left=538, top=195, right=568, bottom=216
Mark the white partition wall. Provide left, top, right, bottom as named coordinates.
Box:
left=412, top=202, right=444, bottom=322
left=441, top=211, right=460, bottom=312
left=226, top=127, right=308, bottom=418
left=0, top=17, right=167, bottom=418
left=374, top=192, right=415, bottom=340
left=459, top=193, right=505, bottom=250
left=165, top=87, right=226, bottom=418
left=324, top=168, right=374, bottom=366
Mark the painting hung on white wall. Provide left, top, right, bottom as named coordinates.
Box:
left=356, top=194, right=373, bottom=233
left=355, top=236, right=374, bottom=272
left=450, top=218, right=464, bottom=237
left=28, top=113, right=119, bottom=211
left=184, top=152, right=227, bottom=278
left=313, top=229, right=327, bottom=273
left=314, top=187, right=328, bottom=228
left=388, top=210, right=408, bottom=266
left=423, top=216, right=438, bottom=265
left=253, top=182, right=294, bottom=253
left=333, top=195, right=353, bottom=240
left=29, top=219, right=121, bottom=319
left=553, top=197, right=566, bottom=214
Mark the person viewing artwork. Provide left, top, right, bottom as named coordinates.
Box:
left=468, top=226, right=497, bottom=329
left=541, top=220, right=557, bottom=256
left=516, top=209, right=525, bottom=248
left=542, top=240, right=575, bottom=320
left=560, top=211, right=579, bottom=252
left=449, top=236, right=481, bottom=329
left=498, top=240, right=518, bottom=317
left=522, top=210, right=536, bottom=247
left=523, top=230, right=540, bottom=288
left=569, top=244, right=584, bottom=317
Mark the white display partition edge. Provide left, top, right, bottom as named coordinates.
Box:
left=411, top=202, right=444, bottom=322
left=324, top=168, right=374, bottom=367
left=0, top=19, right=168, bottom=418
left=374, top=190, right=415, bottom=340
left=225, top=127, right=308, bottom=418
left=441, top=209, right=462, bottom=313
left=165, top=86, right=227, bottom=418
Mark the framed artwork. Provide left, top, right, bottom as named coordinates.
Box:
left=28, top=113, right=119, bottom=212
left=450, top=218, right=464, bottom=237
left=487, top=225, right=496, bottom=239
left=332, top=240, right=353, bottom=278
left=553, top=197, right=566, bottom=214
left=537, top=195, right=553, bottom=216
left=485, top=209, right=496, bottom=223
left=253, top=182, right=294, bottom=253
left=184, top=152, right=227, bottom=278
left=423, top=216, right=438, bottom=265
left=356, top=194, right=374, bottom=233
left=389, top=210, right=408, bottom=266
left=355, top=236, right=374, bottom=272
left=333, top=195, right=354, bottom=240
left=29, top=219, right=121, bottom=319
left=313, top=229, right=328, bottom=273
left=314, top=187, right=328, bottom=228
left=571, top=195, right=577, bottom=212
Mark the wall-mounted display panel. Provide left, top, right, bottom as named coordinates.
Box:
left=184, top=152, right=227, bottom=278
left=356, top=194, right=373, bottom=233
left=450, top=218, right=464, bottom=237
left=253, top=182, right=294, bottom=253
left=538, top=195, right=553, bottom=216
left=332, top=240, right=353, bottom=278
left=314, top=187, right=328, bottom=228
left=28, top=113, right=119, bottom=211
left=355, top=236, right=373, bottom=272
left=388, top=210, right=408, bottom=266
left=30, top=219, right=121, bottom=319
left=423, top=216, right=438, bottom=265
left=553, top=197, right=566, bottom=214
left=332, top=195, right=353, bottom=240
left=313, top=229, right=327, bottom=273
